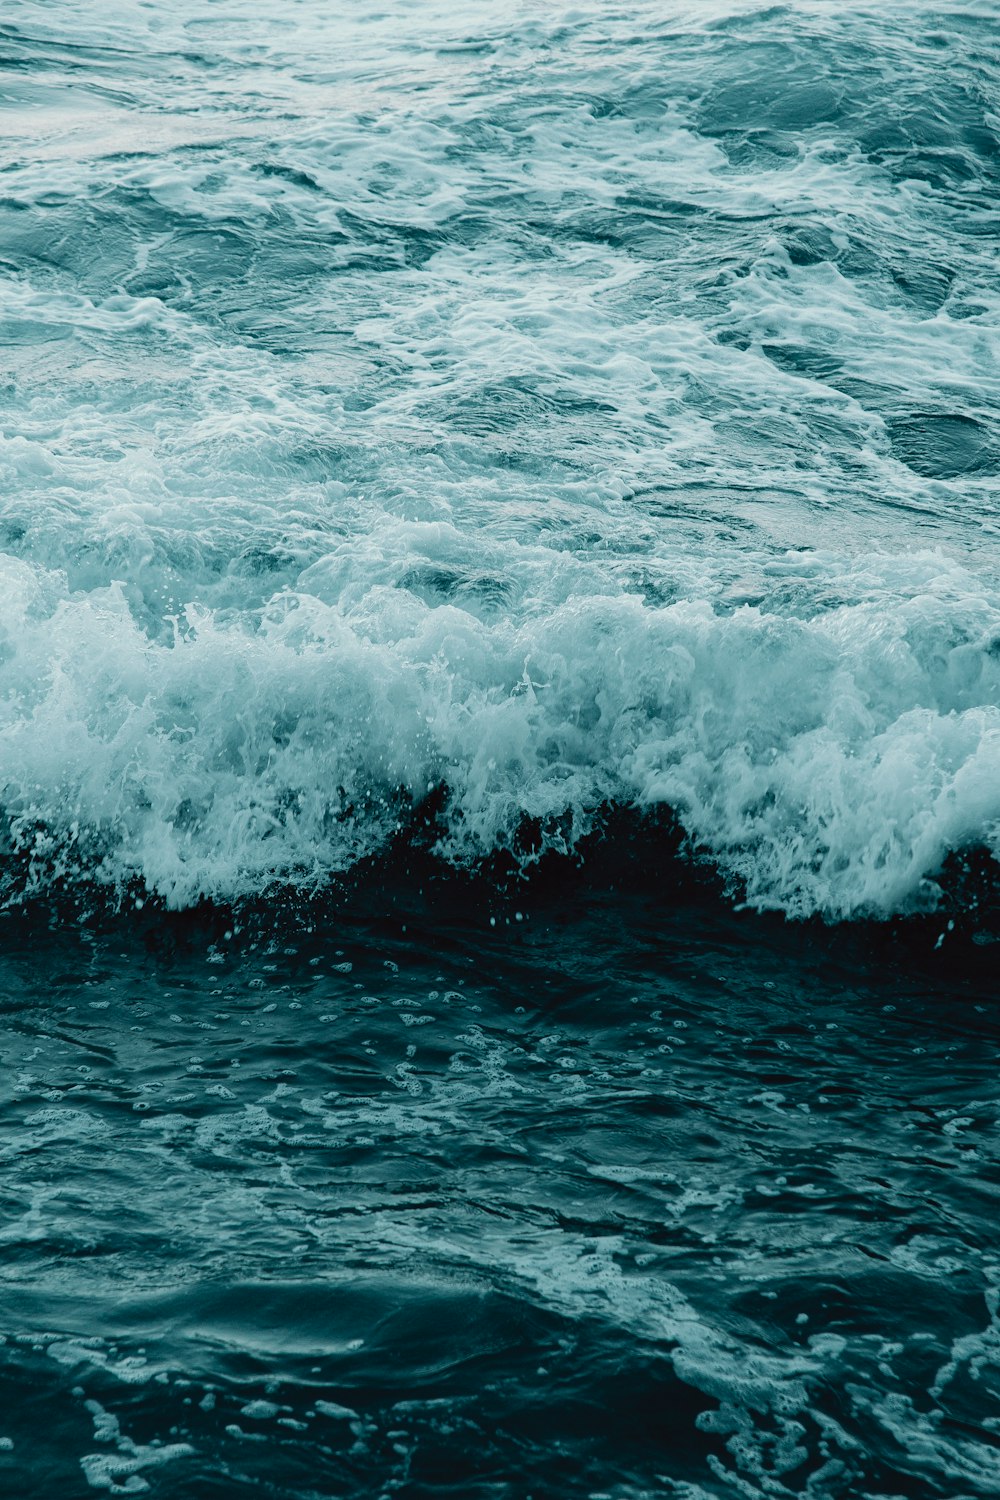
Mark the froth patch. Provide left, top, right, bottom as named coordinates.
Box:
left=0, top=550, right=998, bottom=918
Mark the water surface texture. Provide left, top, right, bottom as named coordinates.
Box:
left=2, top=1, right=1000, bottom=1496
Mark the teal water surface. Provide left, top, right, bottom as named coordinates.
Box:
left=2, top=2, right=1000, bottom=1495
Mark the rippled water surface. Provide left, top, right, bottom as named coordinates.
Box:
left=5, top=885, right=1000, bottom=1500
left=3, top=0, right=1000, bottom=1494
left=3, top=884, right=1000, bottom=1498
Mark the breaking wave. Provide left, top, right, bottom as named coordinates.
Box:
left=3, top=542, right=1000, bottom=919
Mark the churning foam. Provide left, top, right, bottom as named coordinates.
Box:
left=1, top=542, right=999, bottom=918
left=3, top=0, right=999, bottom=919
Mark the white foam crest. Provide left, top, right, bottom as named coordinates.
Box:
left=1, top=546, right=999, bottom=916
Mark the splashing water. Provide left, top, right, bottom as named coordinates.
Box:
left=3, top=3, right=1000, bottom=1497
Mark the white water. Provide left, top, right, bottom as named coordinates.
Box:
left=2, top=0, right=999, bottom=915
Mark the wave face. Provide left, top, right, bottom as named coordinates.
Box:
left=3, top=0, right=1000, bottom=917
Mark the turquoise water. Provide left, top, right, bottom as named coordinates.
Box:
left=2, top=1, right=1000, bottom=1494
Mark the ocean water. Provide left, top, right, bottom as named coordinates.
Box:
left=2, top=0, right=1000, bottom=1494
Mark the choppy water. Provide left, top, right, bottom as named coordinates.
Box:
left=2, top=1, right=1000, bottom=1495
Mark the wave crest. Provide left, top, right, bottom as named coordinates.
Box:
left=2, top=549, right=1000, bottom=918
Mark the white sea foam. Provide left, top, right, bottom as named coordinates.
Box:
left=0, top=543, right=999, bottom=917
left=2, top=0, right=998, bottom=918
